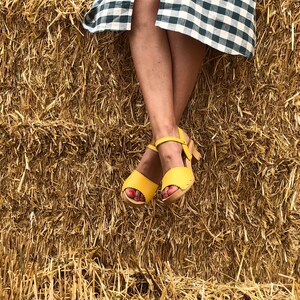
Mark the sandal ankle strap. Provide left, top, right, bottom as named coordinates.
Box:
left=146, top=144, right=158, bottom=152
left=154, top=128, right=192, bottom=160
left=178, top=127, right=193, bottom=161
left=155, top=136, right=183, bottom=147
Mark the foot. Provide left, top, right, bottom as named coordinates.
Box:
left=124, top=130, right=191, bottom=202
left=124, top=147, right=162, bottom=202
left=155, top=128, right=190, bottom=200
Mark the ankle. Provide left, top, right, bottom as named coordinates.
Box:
left=152, top=124, right=179, bottom=142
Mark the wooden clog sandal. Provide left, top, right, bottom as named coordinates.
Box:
left=155, top=128, right=201, bottom=205
left=121, top=144, right=159, bottom=207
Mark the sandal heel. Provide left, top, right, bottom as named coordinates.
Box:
left=188, top=139, right=201, bottom=164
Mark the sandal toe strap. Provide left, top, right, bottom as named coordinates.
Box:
left=162, top=167, right=194, bottom=191
left=122, top=170, right=158, bottom=203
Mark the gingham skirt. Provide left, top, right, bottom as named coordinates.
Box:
left=83, top=0, right=256, bottom=58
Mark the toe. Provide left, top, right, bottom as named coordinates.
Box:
left=162, top=187, right=169, bottom=199
left=162, top=185, right=179, bottom=199
left=125, top=188, right=145, bottom=202
left=135, top=190, right=141, bottom=198
left=135, top=190, right=146, bottom=202
left=125, top=188, right=135, bottom=198
left=167, top=185, right=178, bottom=196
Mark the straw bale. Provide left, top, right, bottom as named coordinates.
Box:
left=0, top=0, right=299, bottom=298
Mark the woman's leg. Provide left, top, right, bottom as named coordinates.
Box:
left=128, top=0, right=177, bottom=138
left=162, top=31, right=206, bottom=198
left=167, top=31, right=206, bottom=122
left=126, top=0, right=206, bottom=201
left=126, top=0, right=174, bottom=201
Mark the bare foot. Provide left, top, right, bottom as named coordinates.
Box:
left=124, top=147, right=162, bottom=202
left=155, top=129, right=190, bottom=200
left=124, top=130, right=191, bottom=202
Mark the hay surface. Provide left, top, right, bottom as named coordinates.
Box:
left=0, top=0, right=299, bottom=299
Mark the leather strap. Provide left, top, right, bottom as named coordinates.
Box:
left=154, top=127, right=192, bottom=161
left=161, top=167, right=194, bottom=190
left=178, top=127, right=192, bottom=160
left=146, top=144, right=158, bottom=152
left=122, top=170, right=158, bottom=203
left=155, top=136, right=183, bottom=147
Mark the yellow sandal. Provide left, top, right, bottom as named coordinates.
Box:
left=121, top=144, right=159, bottom=207
left=155, top=128, right=201, bottom=205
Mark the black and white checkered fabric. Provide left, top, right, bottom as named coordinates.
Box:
left=83, top=0, right=256, bottom=58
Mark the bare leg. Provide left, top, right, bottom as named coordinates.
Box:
left=162, top=31, right=206, bottom=198
left=168, top=31, right=206, bottom=122
left=125, top=0, right=172, bottom=202
left=129, top=0, right=176, bottom=137
left=125, top=0, right=206, bottom=201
